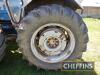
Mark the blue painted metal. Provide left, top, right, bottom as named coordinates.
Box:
left=0, top=0, right=10, bottom=20
left=0, top=0, right=15, bottom=34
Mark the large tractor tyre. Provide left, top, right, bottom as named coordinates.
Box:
left=17, top=4, right=88, bottom=70
left=0, top=33, right=6, bottom=61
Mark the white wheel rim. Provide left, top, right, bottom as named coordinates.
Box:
left=31, top=23, right=75, bottom=63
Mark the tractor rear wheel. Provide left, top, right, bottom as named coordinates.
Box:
left=17, top=4, right=88, bottom=70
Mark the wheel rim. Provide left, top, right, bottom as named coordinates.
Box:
left=31, top=23, right=75, bottom=63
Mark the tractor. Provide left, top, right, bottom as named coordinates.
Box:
left=0, top=0, right=88, bottom=70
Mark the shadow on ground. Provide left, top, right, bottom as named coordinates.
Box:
left=0, top=42, right=97, bottom=75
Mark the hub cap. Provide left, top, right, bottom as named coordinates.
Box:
left=31, top=23, right=75, bottom=63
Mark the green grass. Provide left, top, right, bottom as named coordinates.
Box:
left=0, top=18, right=100, bottom=75
left=83, top=18, right=100, bottom=75
left=83, top=18, right=100, bottom=31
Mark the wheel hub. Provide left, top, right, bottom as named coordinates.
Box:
left=39, top=28, right=67, bottom=56
left=47, top=37, right=59, bottom=49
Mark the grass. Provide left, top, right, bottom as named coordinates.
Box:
left=0, top=18, right=100, bottom=75
left=83, top=18, right=100, bottom=75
